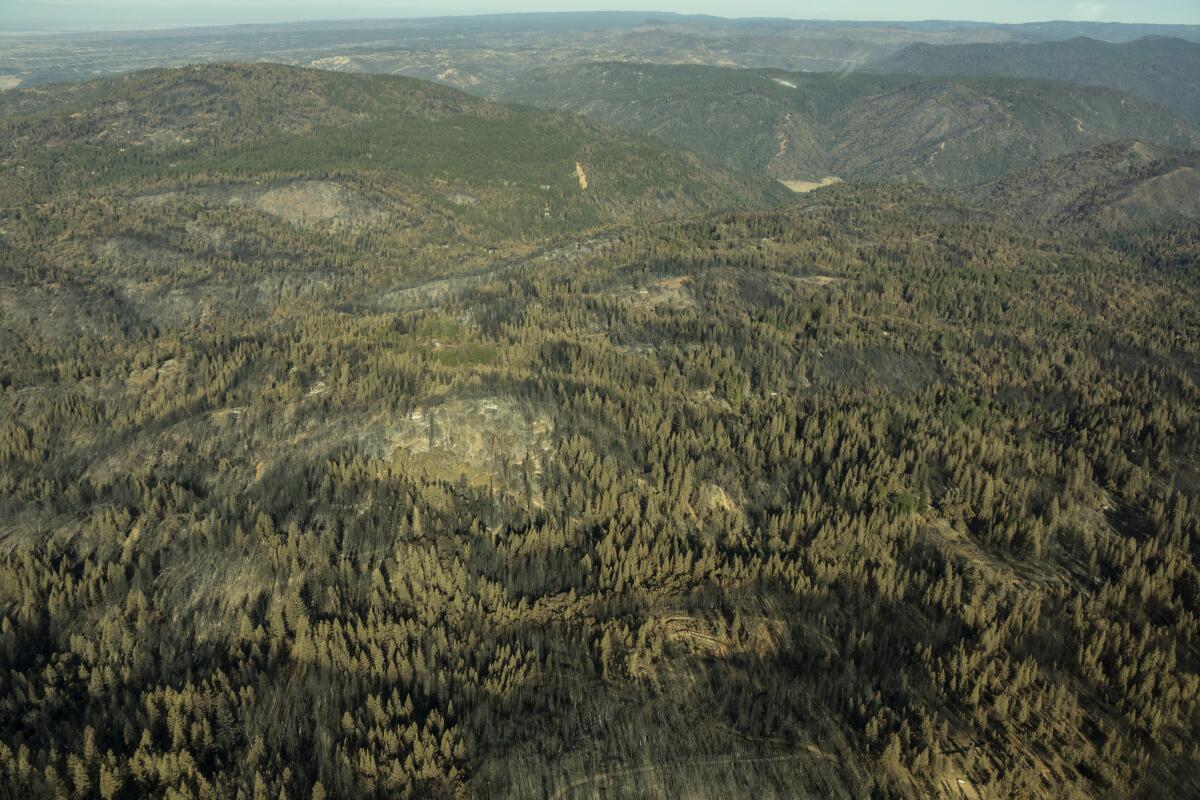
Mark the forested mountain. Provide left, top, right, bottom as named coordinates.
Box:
left=5, top=11, right=1200, bottom=95
left=873, top=36, right=1200, bottom=124
left=494, top=63, right=1200, bottom=189
left=1002, top=20, right=1200, bottom=43
left=976, top=140, right=1200, bottom=227
left=0, top=63, right=786, bottom=230
left=2, top=62, right=1200, bottom=800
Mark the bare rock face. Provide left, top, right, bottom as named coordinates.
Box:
left=133, top=180, right=388, bottom=230
left=374, top=397, right=556, bottom=499
left=251, top=181, right=385, bottom=229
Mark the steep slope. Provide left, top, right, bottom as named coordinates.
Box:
left=827, top=78, right=1200, bottom=188
left=873, top=36, right=1200, bottom=125
left=0, top=63, right=787, bottom=227
left=975, top=140, right=1200, bottom=227
left=495, top=62, right=1200, bottom=189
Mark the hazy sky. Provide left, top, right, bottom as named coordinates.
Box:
left=6, top=1, right=1199, bottom=26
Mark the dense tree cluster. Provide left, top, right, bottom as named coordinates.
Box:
left=2, top=181, right=1197, bottom=798
left=1, top=68, right=1199, bottom=799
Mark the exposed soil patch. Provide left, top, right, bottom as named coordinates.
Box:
left=780, top=176, right=842, bottom=193
left=309, top=55, right=354, bottom=68
left=602, top=275, right=696, bottom=311
left=647, top=611, right=786, bottom=660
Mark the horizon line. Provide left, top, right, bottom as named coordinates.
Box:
left=4, top=8, right=1200, bottom=37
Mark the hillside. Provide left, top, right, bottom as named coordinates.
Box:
left=0, top=63, right=787, bottom=237
left=494, top=62, right=1200, bottom=189
left=976, top=140, right=1200, bottom=227
left=3, top=173, right=1200, bottom=798
left=873, top=36, right=1200, bottom=125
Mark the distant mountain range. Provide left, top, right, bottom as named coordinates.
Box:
left=873, top=36, right=1200, bottom=124
left=495, top=62, right=1200, bottom=190
left=998, top=20, right=1200, bottom=43
left=4, top=6, right=1199, bottom=40
left=3, top=11, right=1200, bottom=95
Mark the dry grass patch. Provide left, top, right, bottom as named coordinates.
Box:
left=780, top=176, right=842, bottom=193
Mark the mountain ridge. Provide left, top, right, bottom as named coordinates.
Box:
left=0, top=62, right=789, bottom=230
left=872, top=35, right=1200, bottom=124
left=975, top=139, right=1200, bottom=227
left=494, top=62, right=1200, bottom=189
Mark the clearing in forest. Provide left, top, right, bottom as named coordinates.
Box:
left=780, top=177, right=842, bottom=193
